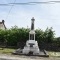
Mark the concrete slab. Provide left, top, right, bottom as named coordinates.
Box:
left=0, top=54, right=60, bottom=60
left=12, top=49, right=49, bottom=57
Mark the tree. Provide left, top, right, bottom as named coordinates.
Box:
left=44, top=27, right=55, bottom=43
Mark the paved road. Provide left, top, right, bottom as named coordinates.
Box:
left=0, top=54, right=60, bottom=60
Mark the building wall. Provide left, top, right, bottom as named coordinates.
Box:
left=0, top=24, right=5, bottom=29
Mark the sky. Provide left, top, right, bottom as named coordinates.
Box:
left=0, top=0, right=60, bottom=37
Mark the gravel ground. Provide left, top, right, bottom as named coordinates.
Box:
left=0, top=54, right=60, bottom=60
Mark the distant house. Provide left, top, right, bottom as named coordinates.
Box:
left=0, top=20, right=6, bottom=29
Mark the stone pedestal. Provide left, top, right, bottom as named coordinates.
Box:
left=23, top=29, right=40, bottom=55
left=23, top=40, right=40, bottom=55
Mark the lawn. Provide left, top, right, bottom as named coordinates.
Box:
left=0, top=48, right=15, bottom=54
left=0, top=48, right=60, bottom=57
left=48, top=51, right=60, bottom=57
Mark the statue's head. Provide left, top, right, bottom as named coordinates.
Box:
left=31, top=17, right=35, bottom=21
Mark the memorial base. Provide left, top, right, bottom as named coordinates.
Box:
left=12, top=40, right=49, bottom=57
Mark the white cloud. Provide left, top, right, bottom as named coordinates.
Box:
left=0, top=0, right=60, bottom=37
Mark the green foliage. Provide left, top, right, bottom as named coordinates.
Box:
left=0, top=26, right=60, bottom=51
left=35, top=27, right=55, bottom=44
left=43, top=27, right=55, bottom=43
left=53, top=37, right=60, bottom=46
left=0, top=26, right=30, bottom=46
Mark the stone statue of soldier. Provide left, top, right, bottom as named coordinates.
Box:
left=31, top=17, right=35, bottom=30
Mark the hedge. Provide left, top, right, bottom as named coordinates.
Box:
left=0, top=26, right=60, bottom=51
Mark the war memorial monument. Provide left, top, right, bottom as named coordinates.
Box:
left=13, top=17, right=49, bottom=57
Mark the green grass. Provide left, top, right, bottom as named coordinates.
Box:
left=0, top=48, right=60, bottom=57
left=0, top=48, right=15, bottom=54
left=48, top=51, right=60, bottom=57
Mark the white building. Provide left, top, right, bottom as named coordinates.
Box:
left=0, top=20, right=6, bottom=29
